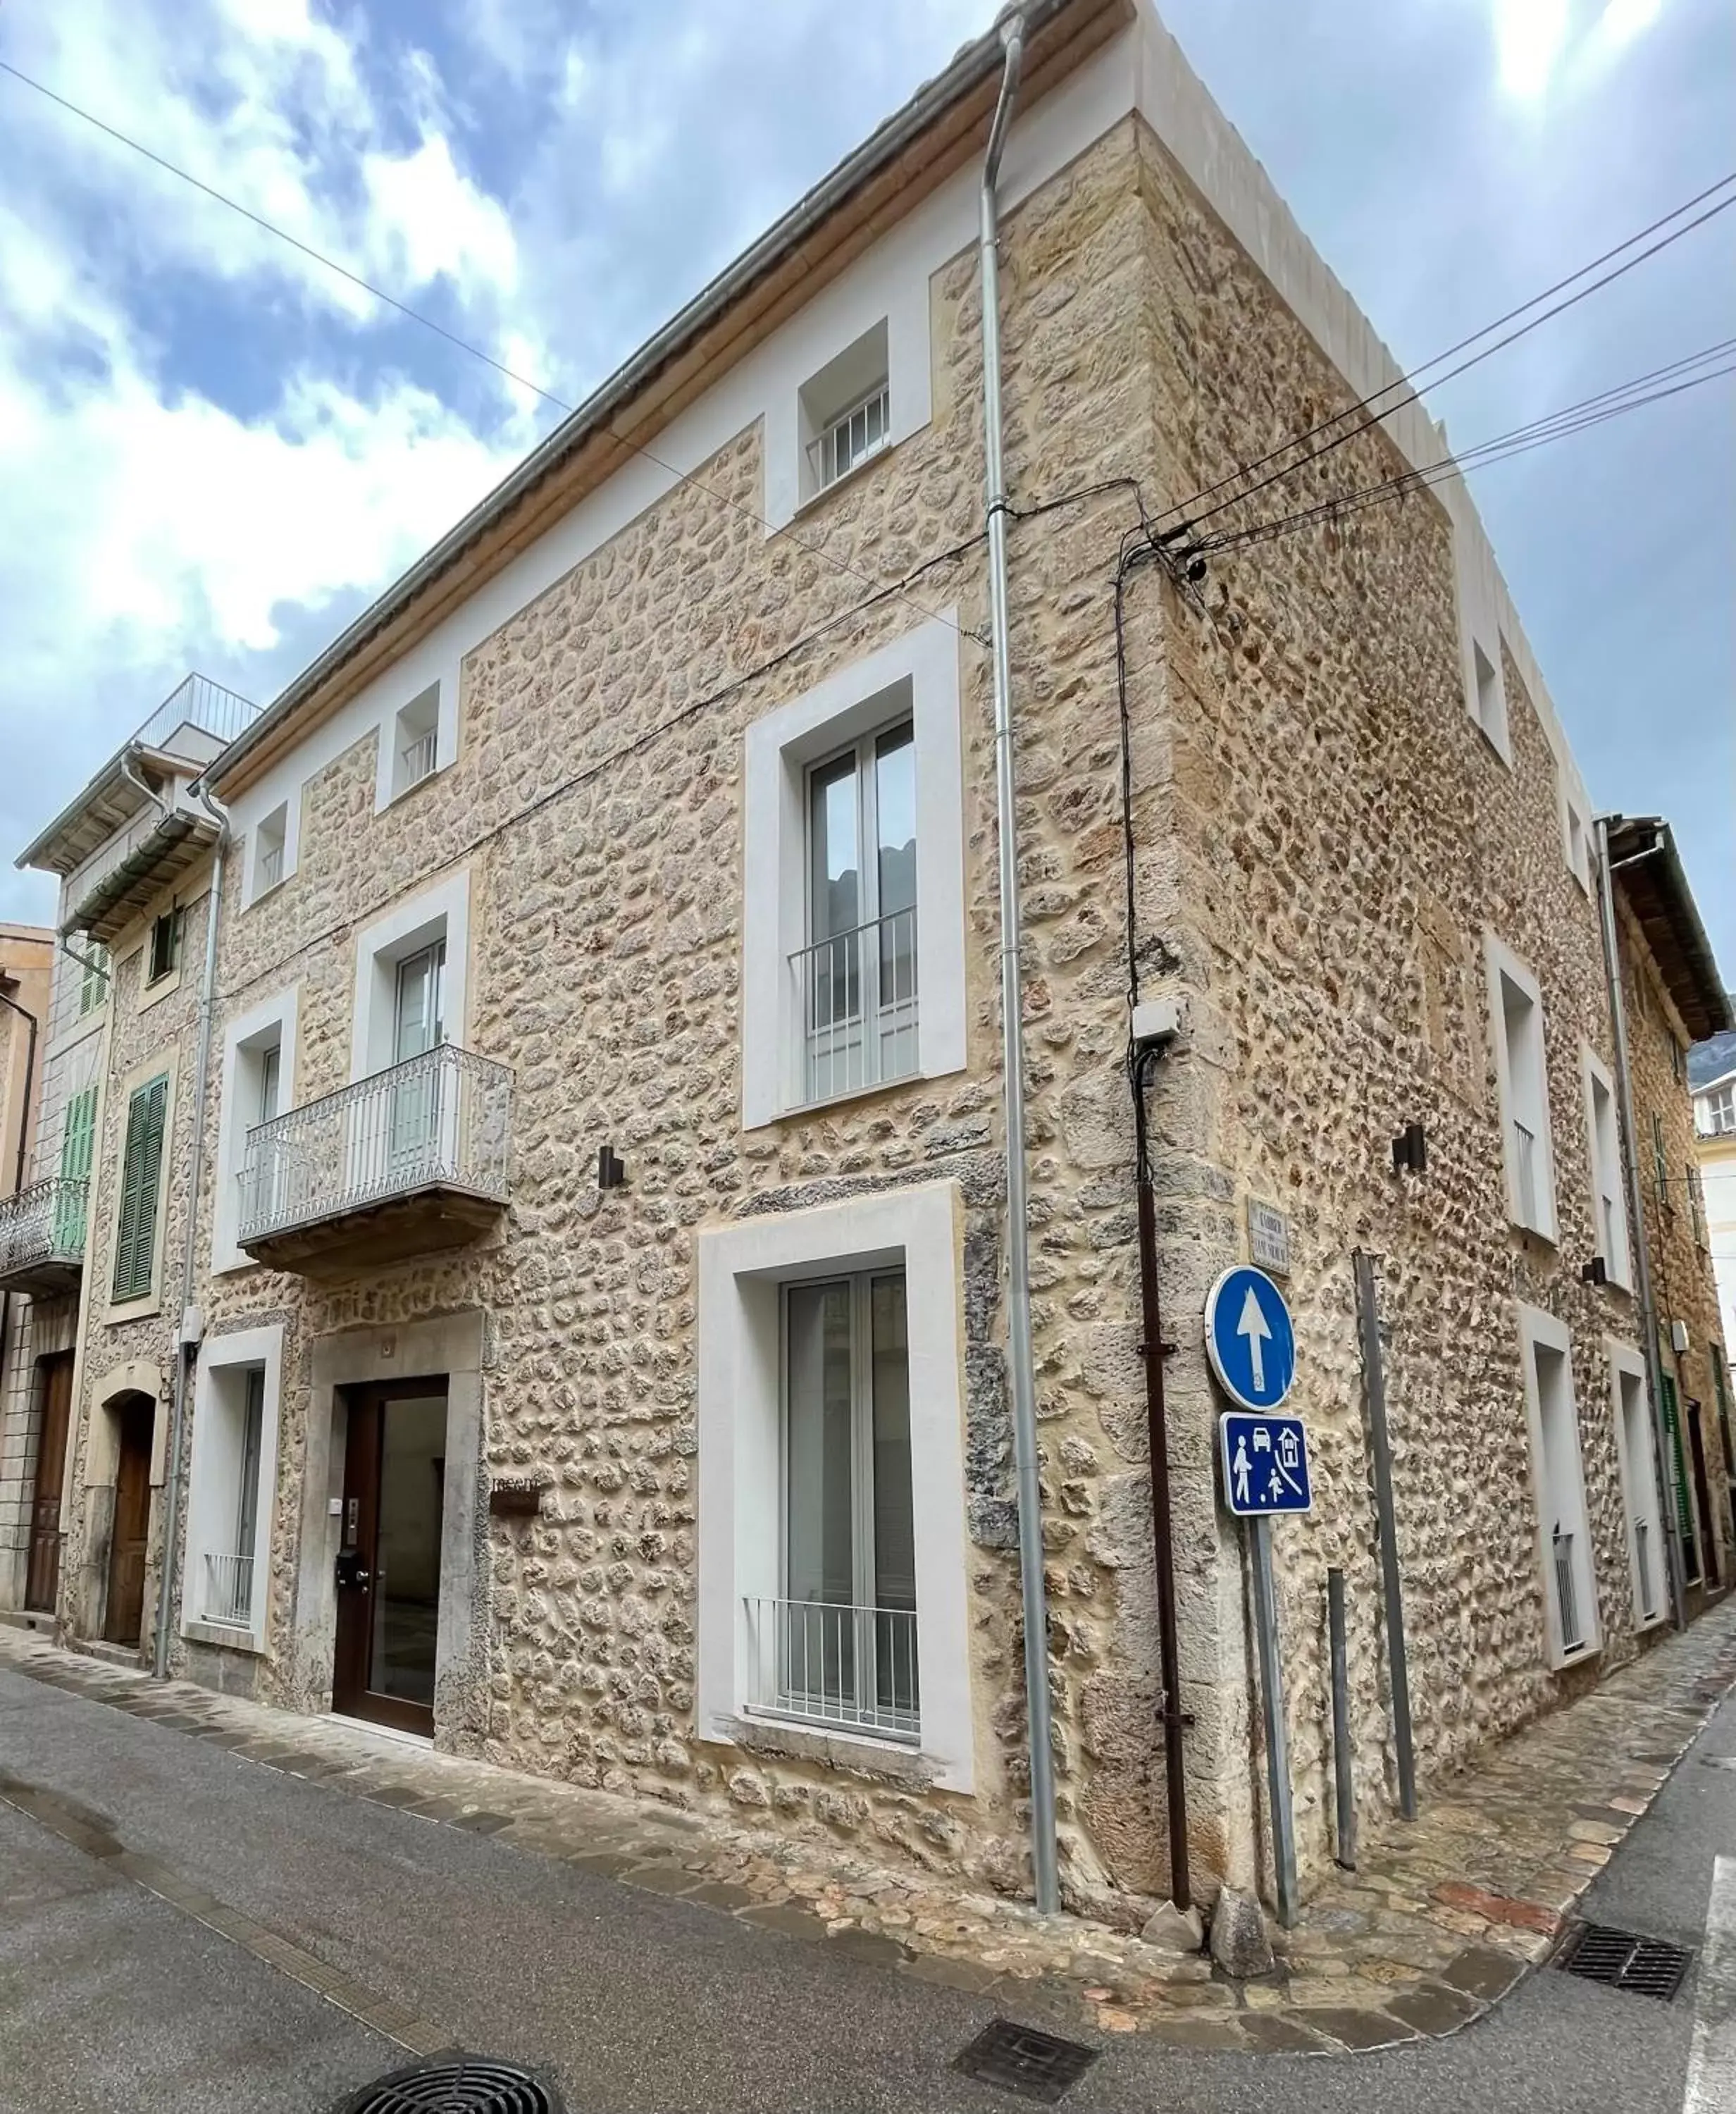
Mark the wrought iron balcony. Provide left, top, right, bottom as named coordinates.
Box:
left=790, top=905, right=918, bottom=1107
left=237, top=1044, right=510, bottom=1280
left=0, top=1177, right=89, bottom=1297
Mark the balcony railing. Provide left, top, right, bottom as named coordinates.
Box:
left=0, top=1176, right=89, bottom=1290
left=808, top=383, right=890, bottom=493
left=1553, top=1526, right=1584, bottom=1652
left=743, top=1595, right=919, bottom=1742
left=237, top=1043, right=510, bottom=1248
left=202, top=1552, right=254, bottom=1629
left=790, top=906, right=917, bottom=1106
left=1512, top=1118, right=1539, bottom=1226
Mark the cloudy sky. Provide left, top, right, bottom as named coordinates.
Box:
left=0, top=0, right=1729, bottom=977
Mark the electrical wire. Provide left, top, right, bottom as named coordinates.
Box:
left=1151, top=168, right=1736, bottom=542
left=0, top=57, right=978, bottom=648
left=1182, top=347, right=1736, bottom=562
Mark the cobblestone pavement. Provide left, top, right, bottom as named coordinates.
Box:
left=3, top=1604, right=1733, bottom=2058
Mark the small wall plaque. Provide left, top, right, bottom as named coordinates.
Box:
left=1246, top=1199, right=1292, bottom=1278
left=488, top=1475, right=548, bottom=1519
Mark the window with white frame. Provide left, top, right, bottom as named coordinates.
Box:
left=1582, top=1049, right=1631, bottom=1289
left=1562, top=791, right=1591, bottom=892
left=798, top=321, right=889, bottom=502
left=741, top=617, right=965, bottom=1129
left=182, top=1325, right=282, bottom=1650
left=1609, top=1343, right=1665, bottom=1628
left=695, top=1181, right=973, bottom=1787
left=1701, top=1082, right=1736, bottom=1136
left=212, top=989, right=298, bottom=1273
left=1517, top=1304, right=1599, bottom=1664
left=1452, top=514, right=1511, bottom=760
left=252, top=803, right=287, bottom=900
left=752, top=1270, right=919, bottom=1738
left=1487, top=937, right=1557, bottom=1240
left=390, top=682, right=440, bottom=801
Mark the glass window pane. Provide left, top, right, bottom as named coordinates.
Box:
left=874, top=724, right=916, bottom=918
left=257, top=1044, right=281, bottom=1125
left=870, top=1276, right=914, bottom=1612
left=235, top=1368, right=265, bottom=1558
left=808, top=753, right=860, bottom=944
left=371, top=1394, right=446, bottom=1707
left=785, top=1282, right=855, bottom=1609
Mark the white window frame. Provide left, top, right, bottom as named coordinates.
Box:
left=182, top=1323, right=283, bottom=1654
left=352, top=870, right=470, bottom=1082
left=695, top=1180, right=974, bottom=1789
left=1581, top=1044, right=1632, bottom=1291
left=797, top=321, right=891, bottom=505
left=1486, top=934, right=1558, bottom=1242
left=374, top=665, right=459, bottom=813
left=1559, top=776, right=1592, bottom=894
left=247, top=801, right=291, bottom=905
left=741, top=616, right=965, bottom=1130
left=1700, top=1080, right=1736, bottom=1137
left=211, top=986, right=300, bottom=1273
left=1606, top=1337, right=1666, bottom=1633
left=1452, top=518, right=1511, bottom=763
left=1515, top=1302, right=1600, bottom=1667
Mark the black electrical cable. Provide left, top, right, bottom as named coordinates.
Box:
left=1150, top=169, right=1736, bottom=541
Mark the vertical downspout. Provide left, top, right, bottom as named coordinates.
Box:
left=151, top=786, right=228, bottom=1679
left=1594, top=817, right=1687, bottom=1630
left=980, top=9, right=1060, bottom=1917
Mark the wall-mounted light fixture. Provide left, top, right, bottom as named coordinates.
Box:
left=597, top=1144, right=627, bottom=1192
left=1391, top=1122, right=1427, bottom=1175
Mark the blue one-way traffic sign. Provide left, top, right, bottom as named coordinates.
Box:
left=1220, top=1412, right=1313, bottom=1516
left=1203, top=1265, right=1296, bottom=1411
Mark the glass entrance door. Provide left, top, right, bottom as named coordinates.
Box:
left=333, top=1381, right=448, bottom=1736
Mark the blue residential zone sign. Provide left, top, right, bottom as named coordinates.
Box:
left=1203, top=1265, right=1296, bottom=1413
left=1220, top=1412, right=1313, bottom=1516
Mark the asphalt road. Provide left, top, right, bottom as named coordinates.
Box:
left=1, top=1659, right=1732, bottom=2114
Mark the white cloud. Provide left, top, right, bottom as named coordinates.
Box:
left=1494, top=0, right=1570, bottom=99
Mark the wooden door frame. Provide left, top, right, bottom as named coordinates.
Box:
left=24, top=1352, right=75, bottom=1613
left=102, top=1393, right=156, bottom=1646
left=332, top=1376, right=449, bottom=1737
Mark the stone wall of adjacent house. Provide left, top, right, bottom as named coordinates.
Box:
left=1618, top=898, right=1735, bottom=1581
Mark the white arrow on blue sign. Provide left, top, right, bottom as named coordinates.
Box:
left=1203, top=1265, right=1296, bottom=1412
left=1220, top=1412, right=1313, bottom=1516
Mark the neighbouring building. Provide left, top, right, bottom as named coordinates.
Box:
left=0, top=920, right=56, bottom=1600
left=0, top=675, right=259, bottom=1630
left=10, top=0, right=1732, bottom=1928
left=1693, top=1027, right=1736, bottom=1363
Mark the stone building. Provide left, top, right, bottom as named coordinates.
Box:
left=1692, top=1028, right=1736, bottom=1358
left=0, top=919, right=55, bottom=1596
left=0, top=675, right=259, bottom=1630
left=11, top=0, right=1732, bottom=1927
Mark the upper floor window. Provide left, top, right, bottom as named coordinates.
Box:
left=1487, top=937, right=1556, bottom=1240
left=391, top=683, right=440, bottom=802
left=1561, top=790, right=1592, bottom=893
left=1703, top=1082, right=1736, bottom=1135
left=1582, top=1051, right=1631, bottom=1290
left=78, top=943, right=110, bottom=1018
left=252, top=804, right=288, bottom=900
left=798, top=321, right=890, bottom=505
left=112, top=1073, right=168, bottom=1302
left=1453, top=517, right=1511, bottom=762
left=799, top=722, right=917, bottom=1106
left=147, top=910, right=180, bottom=987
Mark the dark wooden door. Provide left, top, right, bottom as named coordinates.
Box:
left=1688, top=1401, right=1721, bottom=1589
left=103, top=1396, right=155, bottom=1645
left=333, top=1380, right=447, bottom=1737
left=24, top=1354, right=74, bottom=1612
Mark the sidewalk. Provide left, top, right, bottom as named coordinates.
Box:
left=2, top=1603, right=1733, bottom=2057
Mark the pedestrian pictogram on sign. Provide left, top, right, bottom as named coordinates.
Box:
left=1203, top=1265, right=1296, bottom=1411
left=1220, top=1412, right=1313, bottom=1516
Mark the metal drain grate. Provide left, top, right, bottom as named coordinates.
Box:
left=1557, top=1924, right=1693, bottom=2003
left=335, top=2056, right=566, bottom=2113
left=953, top=2019, right=1099, bottom=2103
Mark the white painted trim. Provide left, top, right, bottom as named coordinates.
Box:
left=695, top=1180, right=974, bottom=1792
left=1515, top=1301, right=1601, bottom=1667
left=740, top=614, right=965, bottom=1130
left=768, top=293, right=930, bottom=528
left=211, top=985, right=301, bottom=1274
left=350, top=868, right=471, bottom=1082
left=1559, top=771, right=1593, bottom=895
left=1485, top=932, right=1559, bottom=1244
left=1581, top=1042, right=1632, bottom=1292
left=1606, top=1335, right=1666, bottom=1634
left=182, top=1323, right=283, bottom=1655
left=243, top=797, right=297, bottom=908
left=374, top=664, right=459, bottom=814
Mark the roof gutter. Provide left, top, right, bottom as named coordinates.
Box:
left=211, top=0, right=1091, bottom=798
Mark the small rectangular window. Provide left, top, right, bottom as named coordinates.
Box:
left=147, top=911, right=180, bottom=986
left=254, top=805, right=287, bottom=898
left=1585, top=1063, right=1630, bottom=1287
left=748, top=1270, right=917, bottom=1739
left=1492, top=950, right=1556, bottom=1237
left=112, top=1073, right=168, bottom=1302
left=78, top=943, right=109, bottom=1018
left=1704, top=1083, right=1736, bottom=1135
left=798, top=321, right=891, bottom=503
left=797, top=719, right=917, bottom=1106
left=391, top=684, right=440, bottom=801
left=1473, top=641, right=1502, bottom=744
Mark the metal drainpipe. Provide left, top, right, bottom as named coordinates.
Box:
left=980, top=9, right=1060, bottom=1917
left=1594, top=816, right=1687, bottom=1631
left=151, top=781, right=228, bottom=1679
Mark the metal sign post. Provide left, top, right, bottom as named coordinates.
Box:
left=1248, top=1516, right=1298, bottom=1927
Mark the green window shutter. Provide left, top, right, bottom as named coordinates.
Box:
left=111, top=1075, right=168, bottom=1302
left=1660, top=1371, right=1699, bottom=1581
left=56, top=1087, right=97, bottom=1251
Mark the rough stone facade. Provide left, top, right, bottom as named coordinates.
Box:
left=30, top=69, right=1731, bottom=1935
